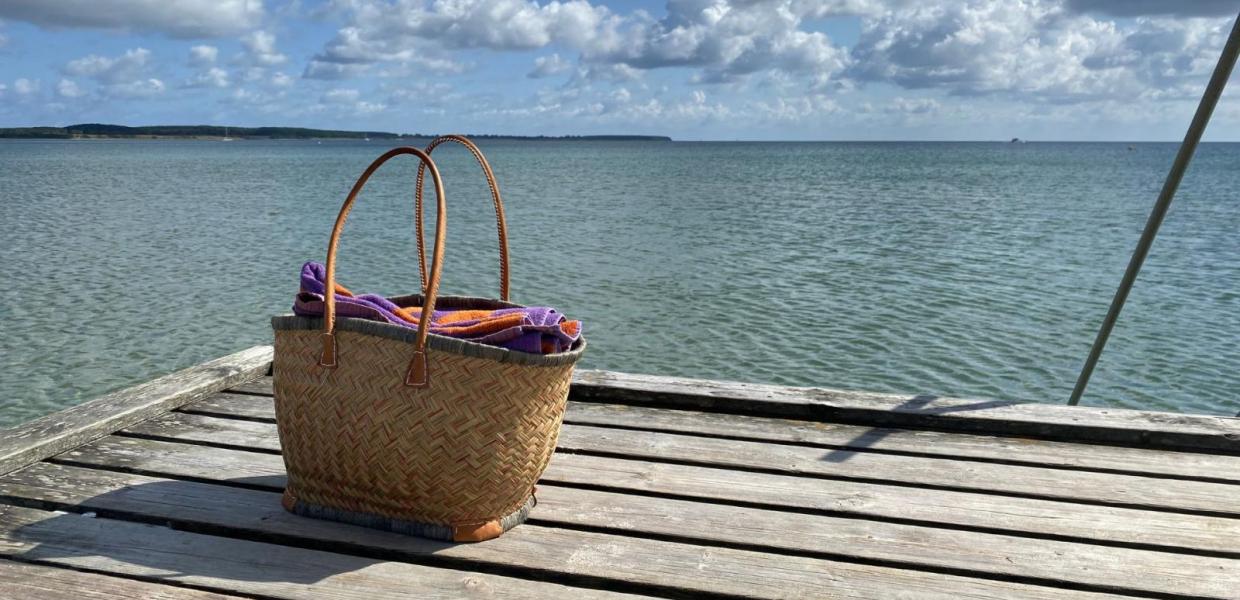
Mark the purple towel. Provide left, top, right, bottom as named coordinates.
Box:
left=292, top=262, right=581, bottom=354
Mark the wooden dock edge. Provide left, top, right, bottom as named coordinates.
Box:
left=0, top=345, right=273, bottom=477
left=571, top=370, right=1240, bottom=453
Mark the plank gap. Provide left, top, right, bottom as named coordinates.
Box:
left=44, top=457, right=285, bottom=493
left=0, top=480, right=1207, bottom=600
left=536, top=477, right=1240, bottom=559
left=555, top=419, right=1240, bottom=486
left=220, top=388, right=275, bottom=399
left=176, top=408, right=276, bottom=425
left=570, top=392, right=1240, bottom=457
left=518, top=517, right=1208, bottom=600
left=571, top=371, right=1240, bottom=455
left=238, top=374, right=1240, bottom=455
left=175, top=404, right=1240, bottom=487
left=0, top=494, right=767, bottom=600
left=186, top=392, right=1240, bottom=487
left=115, top=418, right=1240, bottom=522
left=552, top=448, right=1240, bottom=520
left=113, top=432, right=283, bottom=456
left=36, top=454, right=1240, bottom=560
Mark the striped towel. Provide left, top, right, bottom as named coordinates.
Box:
left=292, top=262, right=581, bottom=354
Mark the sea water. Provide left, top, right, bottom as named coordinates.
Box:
left=1, top=139, right=1238, bottom=426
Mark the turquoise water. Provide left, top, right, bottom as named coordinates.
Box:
left=1, top=139, right=1238, bottom=426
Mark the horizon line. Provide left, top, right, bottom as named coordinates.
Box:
left=5, top=137, right=1236, bottom=143
left=3, top=123, right=1236, bottom=144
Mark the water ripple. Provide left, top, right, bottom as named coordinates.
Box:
left=2, top=140, right=1239, bottom=425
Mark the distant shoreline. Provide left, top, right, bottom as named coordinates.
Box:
left=0, top=123, right=672, bottom=142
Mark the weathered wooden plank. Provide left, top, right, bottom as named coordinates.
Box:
left=0, top=469, right=1143, bottom=599
left=0, top=505, right=645, bottom=600
left=571, top=370, right=1240, bottom=453
left=180, top=393, right=276, bottom=420
left=558, top=425, right=1240, bottom=517
left=233, top=372, right=1240, bottom=452
left=5, top=460, right=1238, bottom=598
left=185, top=392, right=1240, bottom=483
left=564, top=402, right=1240, bottom=483
left=127, top=411, right=1240, bottom=517
left=0, top=346, right=273, bottom=477
left=0, top=559, right=245, bottom=599
left=222, top=378, right=272, bottom=396
left=57, top=435, right=1240, bottom=556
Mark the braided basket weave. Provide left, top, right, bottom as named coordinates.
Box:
left=272, top=138, right=585, bottom=542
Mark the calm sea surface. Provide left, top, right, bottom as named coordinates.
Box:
left=2, top=139, right=1238, bottom=426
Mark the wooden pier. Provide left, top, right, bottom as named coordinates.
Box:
left=1, top=345, right=1237, bottom=599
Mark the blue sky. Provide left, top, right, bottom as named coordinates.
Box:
left=1, top=0, right=1238, bottom=140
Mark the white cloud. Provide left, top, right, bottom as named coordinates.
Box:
left=0, top=0, right=263, bottom=38
left=5, top=0, right=1236, bottom=139
left=305, top=22, right=468, bottom=79
left=385, top=81, right=457, bottom=108
left=240, top=67, right=268, bottom=82
left=65, top=48, right=152, bottom=85
left=242, top=30, right=287, bottom=66
left=887, top=97, right=940, bottom=114
left=109, top=78, right=165, bottom=98
left=579, top=62, right=642, bottom=83
left=529, top=53, right=572, bottom=78
left=1065, top=0, right=1238, bottom=17
left=378, top=59, right=468, bottom=78
left=232, top=88, right=263, bottom=102
left=396, top=81, right=453, bottom=97
left=1106, top=18, right=1231, bottom=99
left=13, top=77, right=39, bottom=95
left=184, top=67, right=230, bottom=88
left=56, top=78, right=84, bottom=98
left=337, top=0, right=614, bottom=52
left=323, top=88, right=360, bottom=104
left=304, top=60, right=369, bottom=80
left=229, top=86, right=290, bottom=111
left=320, top=87, right=386, bottom=115
left=184, top=45, right=230, bottom=88
left=296, top=0, right=1234, bottom=108
left=314, top=0, right=854, bottom=84
left=847, top=1, right=1232, bottom=103
left=63, top=48, right=170, bottom=98
left=584, top=1, right=852, bottom=84
left=748, top=94, right=840, bottom=121
left=189, top=45, right=218, bottom=66
left=480, top=82, right=852, bottom=131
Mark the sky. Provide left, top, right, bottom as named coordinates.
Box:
left=1, top=0, right=1239, bottom=140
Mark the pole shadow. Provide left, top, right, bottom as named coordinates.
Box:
left=821, top=393, right=1023, bottom=463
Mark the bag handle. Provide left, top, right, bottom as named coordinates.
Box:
left=320, top=147, right=447, bottom=389
left=414, top=135, right=510, bottom=300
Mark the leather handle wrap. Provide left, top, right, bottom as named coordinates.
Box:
left=414, top=134, right=510, bottom=301
left=320, top=147, right=447, bottom=388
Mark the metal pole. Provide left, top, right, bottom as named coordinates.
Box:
left=1068, top=12, right=1240, bottom=406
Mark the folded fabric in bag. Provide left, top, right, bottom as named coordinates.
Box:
left=293, top=261, right=582, bottom=354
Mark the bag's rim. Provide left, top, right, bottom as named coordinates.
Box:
left=272, top=294, right=585, bottom=368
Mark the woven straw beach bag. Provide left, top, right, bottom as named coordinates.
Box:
left=272, top=137, right=585, bottom=542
